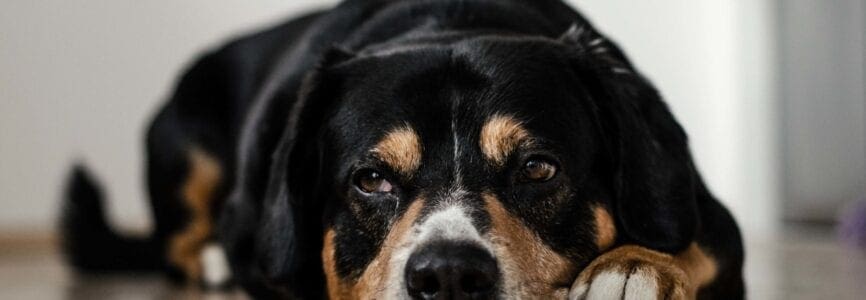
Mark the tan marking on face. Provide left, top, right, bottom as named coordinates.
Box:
left=479, top=114, right=533, bottom=166
left=371, top=125, right=422, bottom=176
left=483, top=193, right=576, bottom=297
left=339, top=198, right=425, bottom=299
left=576, top=243, right=717, bottom=299
left=322, top=228, right=353, bottom=300
left=593, top=205, right=617, bottom=251
left=168, top=147, right=222, bottom=282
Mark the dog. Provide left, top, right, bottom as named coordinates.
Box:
left=61, top=0, right=744, bottom=299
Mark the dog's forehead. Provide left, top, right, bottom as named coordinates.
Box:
left=324, top=39, right=588, bottom=179
left=329, top=40, right=583, bottom=140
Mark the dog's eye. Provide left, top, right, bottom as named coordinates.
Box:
left=521, top=158, right=557, bottom=182
left=353, top=169, right=394, bottom=194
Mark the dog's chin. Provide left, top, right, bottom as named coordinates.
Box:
left=378, top=281, right=571, bottom=299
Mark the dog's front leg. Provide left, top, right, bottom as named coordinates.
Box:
left=568, top=244, right=717, bottom=300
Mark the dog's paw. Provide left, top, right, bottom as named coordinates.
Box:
left=568, top=246, right=689, bottom=300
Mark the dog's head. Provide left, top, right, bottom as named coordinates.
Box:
left=253, top=25, right=697, bottom=299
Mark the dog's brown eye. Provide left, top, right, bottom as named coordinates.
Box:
left=521, top=158, right=557, bottom=182
left=354, top=169, right=394, bottom=194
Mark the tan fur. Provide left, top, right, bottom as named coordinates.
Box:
left=483, top=193, right=576, bottom=297
left=371, top=125, right=422, bottom=176
left=576, top=244, right=718, bottom=299
left=168, top=148, right=222, bottom=282
left=325, top=199, right=425, bottom=299
left=593, top=205, right=617, bottom=251
left=322, top=229, right=352, bottom=300
left=674, top=243, right=718, bottom=297
left=479, top=114, right=532, bottom=166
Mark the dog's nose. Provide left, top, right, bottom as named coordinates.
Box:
left=405, top=241, right=499, bottom=300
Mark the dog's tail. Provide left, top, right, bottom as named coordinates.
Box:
left=60, top=165, right=163, bottom=272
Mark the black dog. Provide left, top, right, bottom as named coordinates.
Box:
left=61, top=0, right=744, bottom=299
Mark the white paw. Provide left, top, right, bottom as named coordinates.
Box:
left=200, top=243, right=231, bottom=288
left=569, top=267, right=673, bottom=300
left=568, top=246, right=689, bottom=300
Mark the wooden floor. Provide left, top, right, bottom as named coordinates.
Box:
left=1, top=226, right=864, bottom=299
left=0, top=236, right=248, bottom=300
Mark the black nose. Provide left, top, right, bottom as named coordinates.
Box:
left=405, top=241, right=500, bottom=300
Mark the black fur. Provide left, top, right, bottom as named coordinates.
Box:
left=61, top=166, right=163, bottom=271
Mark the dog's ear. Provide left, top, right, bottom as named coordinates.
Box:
left=561, top=24, right=698, bottom=253
left=253, top=47, right=353, bottom=296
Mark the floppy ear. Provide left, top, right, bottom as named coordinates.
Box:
left=561, top=24, right=698, bottom=253
left=252, top=47, right=353, bottom=297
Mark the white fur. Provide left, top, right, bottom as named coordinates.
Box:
left=200, top=243, right=231, bottom=288
left=382, top=203, right=491, bottom=298
left=587, top=271, right=628, bottom=299
left=568, top=283, right=589, bottom=300
left=417, top=205, right=482, bottom=242
left=623, top=268, right=659, bottom=300
left=451, top=102, right=463, bottom=187
left=569, top=269, right=661, bottom=300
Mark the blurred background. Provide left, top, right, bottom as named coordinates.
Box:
left=0, top=0, right=863, bottom=299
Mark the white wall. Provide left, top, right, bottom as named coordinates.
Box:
left=0, top=1, right=778, bottom=238
left=779, top=0, right=865, bottom=222
left=575, top=0, right=780, bottom=237
left=0, top=0, right=333, bottom=232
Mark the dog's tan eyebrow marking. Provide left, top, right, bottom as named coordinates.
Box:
left=371, top=125, right=422, bottom=176
left=480, top=114, right=533, bottom=167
